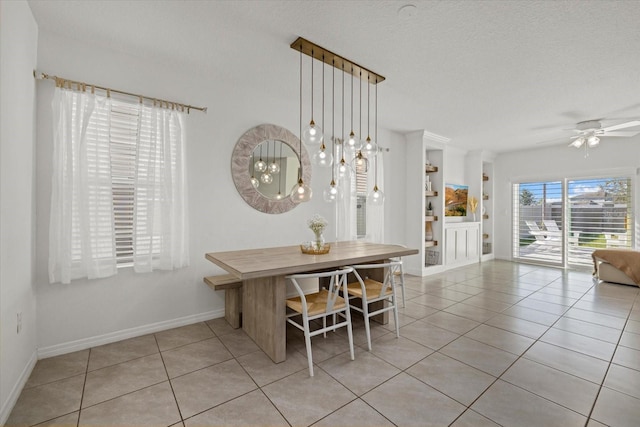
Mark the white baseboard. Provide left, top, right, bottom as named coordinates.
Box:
left=38, top=309, right=224, bottom=359
left=0, top=349, right=37, bottom=426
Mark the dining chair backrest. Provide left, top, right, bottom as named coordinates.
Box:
left=286, top=267, right=354, bottom=317
left=285, top=267, right=355, bottom=376
left=347, top=261, right=402, bottom=351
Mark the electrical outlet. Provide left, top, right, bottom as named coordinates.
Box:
left=17, top=312, right=22, bottom=334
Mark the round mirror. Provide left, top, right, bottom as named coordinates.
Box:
left=231, top=124, right=311, bottom=214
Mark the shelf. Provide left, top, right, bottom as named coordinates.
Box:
left=425, top=165, right=438, bottom=173
left=424, top=191, right=438, bottom=197
left=425, top=216, right=438, bottom=222
left=424, top=240, right=438, bottom=247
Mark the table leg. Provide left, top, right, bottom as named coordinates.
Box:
left=242, top=275, right=287, bottom=363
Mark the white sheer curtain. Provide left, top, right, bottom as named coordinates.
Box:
left=49, top=87, right=189, bottom=284
left=337, top=146, right=358, bottom=241
left=49, top=88, right=117, bottom=284
left=336, top=147, right=385, bottom=242
left=366, top=151, right=385, bottom=243
left=133, top=105, right=189, bottom=272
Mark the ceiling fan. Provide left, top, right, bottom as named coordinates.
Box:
left=568, top=119, right=640, bottom=149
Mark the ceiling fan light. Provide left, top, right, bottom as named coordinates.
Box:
left=587, top=135, right=600, bottom=147
left=569, top=137, right=585, bottom=148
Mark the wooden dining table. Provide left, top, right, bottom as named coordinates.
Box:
left=205, top=240, right=418, bottom=363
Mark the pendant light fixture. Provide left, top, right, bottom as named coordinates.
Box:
left=345, top=69, right=360, bottom=151
left=289, top=37, right=385, bottom=204
left=275, top=141, right=284, bottom=199
left=368, top=78, right=384, bottom=206
left=324, top=60, right=342, bottom=203
left=268, top=140, right=280, bottom=174
left=291, top=45, right=312, bottom=203
left=254, top=144, right=267, bottom=173
left=313, top=57, right=333, bottom=168
left=302, top=50, right=323, bottom=146
left=337, top=62, right=350, bottom=180
left=362, top=75, right=378, bottom=156
left=250, top=153, right=260, bottom=188
left=260, top=141, right=273, bottom=184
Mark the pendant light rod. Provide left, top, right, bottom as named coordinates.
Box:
left=331, top=60, right=336, bottom=182
left=290, top=37, right=385, bottom=84
left=298, top=46, right=303, bottom=180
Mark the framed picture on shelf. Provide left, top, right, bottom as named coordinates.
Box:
left=445, top=183, right=468, bottom=217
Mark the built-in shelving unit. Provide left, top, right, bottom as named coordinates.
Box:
left=404, top=131, right=448, bottom=276
left=482, top=165, right=494, bottom=259
left=424, top=164, right=439, bottom=264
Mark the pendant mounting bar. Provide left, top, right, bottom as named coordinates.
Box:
left=290, top=37, right=385, bottom=84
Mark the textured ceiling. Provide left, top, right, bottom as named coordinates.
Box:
left=28, top=0, right=640, bottom=153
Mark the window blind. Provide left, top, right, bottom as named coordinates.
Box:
left=567, top=177, right=632, bottom=266
left=109, top=100, right=140, bottom=265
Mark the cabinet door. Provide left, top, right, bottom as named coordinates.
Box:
left=456, top=228, right=467, bottom=259
left=466, top=226, right=479, bottom=260
left=445, top=228, right=458, bottom=263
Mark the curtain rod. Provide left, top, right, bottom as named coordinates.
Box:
left=33, top=70, right=207, bottom=114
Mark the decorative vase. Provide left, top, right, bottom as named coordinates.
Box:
left=472, top=213, right=476, bottom=222
left=425, top=221, right=433, bottom=241
left=314, top=231, right=325, bottom=250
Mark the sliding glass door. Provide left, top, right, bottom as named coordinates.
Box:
left=513, top=181, right=564, bottom=266
left=567, top=177, right=632, bottom=266
left=513, top=176, right=633, bottom=268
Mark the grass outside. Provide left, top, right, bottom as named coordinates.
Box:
left=519, top=233, right=607, bottom=248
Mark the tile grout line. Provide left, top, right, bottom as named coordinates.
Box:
left=584, top=291, right=640, bottom=424
left=445, top=276, right=599, bottom=425
left=153, top=332, right=186, bottom=424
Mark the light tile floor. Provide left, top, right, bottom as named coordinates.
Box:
left=7, top=260, right=640, bottom=426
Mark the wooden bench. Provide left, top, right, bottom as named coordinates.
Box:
left=204, top=274, right=242, bottom=329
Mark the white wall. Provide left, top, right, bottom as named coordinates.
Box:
left=34, top=31, right=408, bottom=354
left=0, top=1, right=38, bottom=422
left=493, top=138, right=640, bottom=260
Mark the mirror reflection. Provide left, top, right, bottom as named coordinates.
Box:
left=249, top=139, right=300, bottom=200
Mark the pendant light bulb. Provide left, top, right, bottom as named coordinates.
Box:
left=346, top=131, right=361, bottom=151
left=290, top=178, right=312, bottom=203
left=260, top=172, right=273, bottom=184
left=323, top=180, right=343, bottom=203
left=275, top=192, right=283, bottom=200
left=362, top=136, right=378, bottom=156
left=251, top=176, right=260, bottom=188
left=368, top=185, right=385, bottom=206
left=302, top=120, right=323, bottom=145
left=268, top=161, right=280, bottom=174
left=338, top=157, right=351, bottom=179
left=255, top=159, right=267, bottom=173
left=351, top=150, right=369, bottom=173
left=312, top=143, right=333, bottom=168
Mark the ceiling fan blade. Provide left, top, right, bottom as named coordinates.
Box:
left=603, top=130, right=640, bottom=137
left=602, top=120, right=640, bottom=132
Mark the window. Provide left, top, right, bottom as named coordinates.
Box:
left=49, top=88, right=188, bottom=284
left=567, top=177, right=632, bottom=266
left=513, top=176, right=633, bottom=267
left=355, top=159, right=368, bottom=237
left=110, top=100, right=139, bottom=265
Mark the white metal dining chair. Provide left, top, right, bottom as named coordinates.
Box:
left=285, top=267, right=355, bottom=376
left=346, top=261, right=401, bottom=351
left=389, top=257, right=406, bottom=308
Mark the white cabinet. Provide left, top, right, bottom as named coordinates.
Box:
left=445, top=223, right=480, bottom=267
